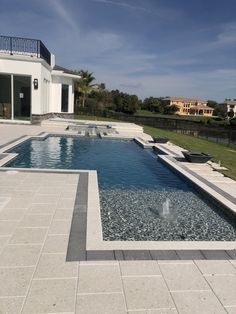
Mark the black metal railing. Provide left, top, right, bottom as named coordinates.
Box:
left=0, top=35, right=51, bottom=66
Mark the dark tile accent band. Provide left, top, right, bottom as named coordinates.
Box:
left=66, top=172, right=88, bottom=262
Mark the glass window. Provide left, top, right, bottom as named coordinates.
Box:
left=61, top=84, right=69, bottom=112
left=0, top=74, right=11, bottom=119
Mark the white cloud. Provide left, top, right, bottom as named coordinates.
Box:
left=91, top=0, right=150, bottom=13
left=49, top=0, right=79, bottom=34
left=216, top=23, right=236, bottom=45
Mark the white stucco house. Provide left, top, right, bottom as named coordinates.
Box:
left=223, top=99, right=236, bottom=118
left=0, top=35, right=81, bottom=123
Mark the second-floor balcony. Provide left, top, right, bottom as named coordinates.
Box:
left=0, top=35, right=51, bottom=66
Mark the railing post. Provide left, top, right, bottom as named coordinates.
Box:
left=10, top=37, right=13, bottom=55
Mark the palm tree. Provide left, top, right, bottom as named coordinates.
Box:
left=76, top=70, right=96, bottom=108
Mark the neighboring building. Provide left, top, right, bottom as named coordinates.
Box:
left=0, top=35, right=80, bottom=123
left=162, top=97, right=214, bottom=116
left=223, top=99, right=236, bottom=117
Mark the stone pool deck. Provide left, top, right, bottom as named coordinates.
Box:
left=0, top=122, right=236, bottom=313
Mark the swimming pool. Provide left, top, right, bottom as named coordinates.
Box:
left=5, top=136, right=236, bottom=241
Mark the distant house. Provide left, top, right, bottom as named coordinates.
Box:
left=162, top=97, right=214, bottom=117
left=223, top=99, right=236, bottom=117
left=0, top=35, right=80, bottom=123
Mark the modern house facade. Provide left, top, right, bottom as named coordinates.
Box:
left=0, top=35, right=80, bottom=123
left=163, top=97, right=214, bottom=117
left=223, top=99, right=236, bottom=117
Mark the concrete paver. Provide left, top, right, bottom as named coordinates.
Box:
left=9, top=227, right=48, bottom=244
left=159, top=262, right=209, bottom=291
left=122, top=276, right=174, bottom=310
left=78, top=264, right=123, bottom=293
left=0, top=297, right=25, bottom=314
left=34, top=253, right=78, bottom=279
left=0, top=267, right=34, bottom=297
left=205, top=275, right=236, bottom=307
left=0, top=244, right=42, bottom=267
left=119, top=261, right=161, bottom=276
left=76, top=293, right=127, bottom=314
left=171, top=290, right=227, bottom=314
left=21, top=278, right=77, bottom=313
left=195, top=260, right=236, bottom=275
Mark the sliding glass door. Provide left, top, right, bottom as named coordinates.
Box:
left=0, top=74, right=12, bottom=119
left=13, top=76, right=31, bottom=120
left=0, top=74, right=31, bottom=120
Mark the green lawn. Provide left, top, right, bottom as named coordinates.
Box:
left=143, top=125, right=236, bottom=180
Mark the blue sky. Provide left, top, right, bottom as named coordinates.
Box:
left=1, top=0, right=236, bottom=101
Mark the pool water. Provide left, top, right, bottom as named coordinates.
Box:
left=6, top=136, right=236, bottom=241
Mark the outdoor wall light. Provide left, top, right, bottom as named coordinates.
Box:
left=33, top=79, right=38, bottom=89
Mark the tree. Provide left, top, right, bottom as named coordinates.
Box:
left=76, top=70, right=96, bottom=108
left=207, top=100, right=218, bottom=108
left=228, top=109, right=235, bottom=118
left=213, top=104, right=227, bottom=118
left=164, top=104, right=179, bottom=115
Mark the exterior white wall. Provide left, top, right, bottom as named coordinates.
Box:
left=0, top=55, right=51, bottom=115
left=51, top=75, right=74, bottom=113
left=0, top=54, right=77, bottom=120
left=227, top=104, right=236, bottom=117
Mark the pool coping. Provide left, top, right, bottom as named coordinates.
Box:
left=0, top=132, right=235, bottom=259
